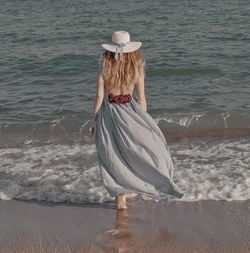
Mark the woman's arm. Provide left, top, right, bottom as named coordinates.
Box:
left=91, top=70, right=104, bottom=126
left=135, top=70, right=147, bottom=112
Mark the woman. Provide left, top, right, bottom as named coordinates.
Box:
left=89, top=31, right=184, bottom=209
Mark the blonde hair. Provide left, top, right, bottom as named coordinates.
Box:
left=99, top=49, right=145, bottom=91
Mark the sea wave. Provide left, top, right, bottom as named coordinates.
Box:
left=0, top=110, right=249, bottom=148
left=0, top=138, right=249, bottom=203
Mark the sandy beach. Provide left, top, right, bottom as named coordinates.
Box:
left=0, top=198, right=249, bottom=253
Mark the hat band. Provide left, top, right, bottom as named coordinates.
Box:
left=113, top=41, right=130, bottom=60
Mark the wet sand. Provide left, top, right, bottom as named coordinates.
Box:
left=0, top=198, right=249, bottom=253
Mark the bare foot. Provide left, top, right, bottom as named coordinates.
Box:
left=116, top=195, right=128, bottom=210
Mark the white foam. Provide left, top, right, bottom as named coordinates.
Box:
left=0, top=139, right=249, bottom=204
left=154, top=113, right=206, bottom=127
left=171, top=139, right=250, bottom=200
left=154, top=111, right=249, bottom=129
left=0, top=180, right=22, bottom=200
left=0, top=144, right=112, bottom=203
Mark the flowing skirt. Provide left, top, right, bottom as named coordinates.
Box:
left=93, top=92, right=184, bottom=201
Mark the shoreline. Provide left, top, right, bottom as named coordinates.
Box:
left=0, top=198, right=249, bottom=252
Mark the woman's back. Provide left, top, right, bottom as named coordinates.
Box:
left=104, top=81, right=135, bottom=97
left=104, top=80, right=135, bottom=96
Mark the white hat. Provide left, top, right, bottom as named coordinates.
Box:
left=101, top=31, right=142, bottom=60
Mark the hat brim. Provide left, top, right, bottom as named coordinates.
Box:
left=101, top=42, right=142, bottom=53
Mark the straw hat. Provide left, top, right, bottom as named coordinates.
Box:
left=101, top=31, right=142, bottom=60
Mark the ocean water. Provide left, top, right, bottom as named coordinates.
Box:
left=0, top=0, right=249, bottom=203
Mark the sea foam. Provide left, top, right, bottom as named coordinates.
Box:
left=0, top=138, right=249, bottom=204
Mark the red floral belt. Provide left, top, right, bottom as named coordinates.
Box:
left=108, top=93, right=132, bottom=104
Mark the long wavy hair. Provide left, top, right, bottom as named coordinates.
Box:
left=99, top=49, right=145, bottom=91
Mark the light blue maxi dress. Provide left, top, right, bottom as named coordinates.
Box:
left=93, top=90, right=184, bottom=201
